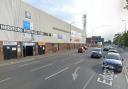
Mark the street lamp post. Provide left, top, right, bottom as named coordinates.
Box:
left=83, top=14, right=87, bottom=44
left=122, top=20, right=127, bottom=31
left=69, top=22, right=74, bottom=43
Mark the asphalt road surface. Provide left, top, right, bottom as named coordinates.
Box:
left=0, top=48, right=127, bottom=89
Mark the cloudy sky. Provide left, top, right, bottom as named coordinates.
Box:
left=23, top=0, right=124, bottom=41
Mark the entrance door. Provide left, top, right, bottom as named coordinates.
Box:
left=10, top=46, right=17, bottom=59
left=38, top=45, right=45, bottom=55
left=26, top=46, right=33, bottom=56
left=3, top=46, right=17, bottom=60
left=3, top=46, right=11, bottom=60
left=23, top=46, right=34, bottom=57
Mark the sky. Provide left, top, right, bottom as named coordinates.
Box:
left=23, top=0, right=124, bottom=41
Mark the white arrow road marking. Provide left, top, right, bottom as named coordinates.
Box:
left=72, top=66, right=80, bottom=80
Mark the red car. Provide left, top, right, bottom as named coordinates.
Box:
left=83, top=46, right=88, bottom=50
left=78, top=47, right=85, bottom=53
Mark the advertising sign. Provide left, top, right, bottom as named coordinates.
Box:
left=23, top=20, right=31, bottom=30
left=3, top=41, right=17, bottom=45
left=38, top=42, right=45, bottom=45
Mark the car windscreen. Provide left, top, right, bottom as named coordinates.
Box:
left=106, top=54, right=121, bottom=60
left=109, top=50, right=118, bottom=52
left=92, top=48, right=101, bottom=52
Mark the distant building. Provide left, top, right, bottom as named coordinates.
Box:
left=86, top=36, right=104, bottom=46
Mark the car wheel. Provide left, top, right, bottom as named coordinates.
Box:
left=118, top=68, right=122, bottom=72
left=102, top=67, right=105, bottom=70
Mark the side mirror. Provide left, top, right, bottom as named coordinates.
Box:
left=122, top=58, right=124, bottom=61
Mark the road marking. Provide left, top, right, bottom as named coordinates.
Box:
left=97, top=69, right=114, bottom=86
left=0, top=77, right=11, bottom=84
left=30, top=63, right=53, bottom=72
left=97, top=75, right=113, bottom=86
left=72, top=66, right=80, bottom=80
left=45, top=67, right=69, bottom=80
left=83, top=74, right=95, bottom=89
left=18, top=61, right=40, bottom=68
left=73, top=60, right=84, bottom=65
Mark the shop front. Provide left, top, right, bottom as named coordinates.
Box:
left=3, top=41, right=17, bottom=60
left=38, top=42, right=45, bottom=55
left=22, top=42, right=36, bottom=57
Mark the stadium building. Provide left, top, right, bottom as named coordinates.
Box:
left=0, top=0, right=86, bottom=61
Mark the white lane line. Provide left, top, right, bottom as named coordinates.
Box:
left=83, top=74, right=95, bottom=89
left=18, top=61, right=40, bottom=68
left=45, top=67, right=69, bottom=80
left=74, top=60, right=84, bottom=65
left=0, top=77, right=11, bottom=84
left=30, top=63, right=53, bottom=72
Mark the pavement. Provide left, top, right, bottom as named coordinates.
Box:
left=118, top=48, right=128, bottom=84
left=0, top=48, right=127, bottom=89
left=0, top=49, right=77, bottom=67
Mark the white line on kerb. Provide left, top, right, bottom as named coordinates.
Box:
left=30, top=63, right=53, bottom=72
left=83, top=74, right=95, bottom=89
left=45, top=67, right=69, bottom=80
left=0, top=77, right=11, bottom=84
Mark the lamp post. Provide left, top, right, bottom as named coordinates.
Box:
left=70, top=22, right=74, bottom=43
left=83, top=14, right=87, bottom=44
left=122, top=20, right=127, bottom=31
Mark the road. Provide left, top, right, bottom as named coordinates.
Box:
left=0, top=48, right=127, bottom=89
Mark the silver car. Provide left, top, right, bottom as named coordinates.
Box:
left=91, top=48, right=102, bottom=58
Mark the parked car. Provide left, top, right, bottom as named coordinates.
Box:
left=83, top=46, right=88, bottom=50
left=102, top=52, right=123, bottom=72
left=78, top=47, right=85, bottom=53
left=90, top=48, right=102, bottom=58
left=108, top=49, right=118, bottom=53
left=103, top=46, right=109, bottom=51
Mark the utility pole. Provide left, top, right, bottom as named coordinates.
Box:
left=83, top=14, right=87, bottom=44
left=69, top=22, right=74, bottom=43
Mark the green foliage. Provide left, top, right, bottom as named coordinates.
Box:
left=114, top=31, right=128, bottom=47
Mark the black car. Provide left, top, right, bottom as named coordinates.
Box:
left=102, top=52, right=123, bottom=72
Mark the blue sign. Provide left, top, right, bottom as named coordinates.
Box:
left=23, top=20, right=30, bottom=30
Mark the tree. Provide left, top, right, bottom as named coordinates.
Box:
left=114, top=31, right=128, bottom=47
